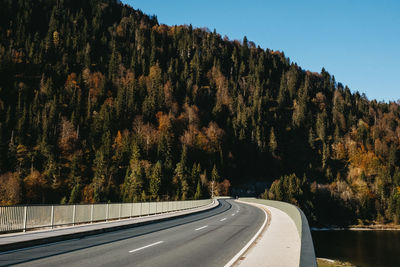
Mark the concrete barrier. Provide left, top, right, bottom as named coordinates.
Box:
left=238, top=198, right=317, bottom=267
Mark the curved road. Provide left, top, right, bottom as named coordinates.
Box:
left=0, top=199, right=265, bottom=267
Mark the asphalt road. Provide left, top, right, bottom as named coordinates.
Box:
left=0, top=199, right=265, bottom=267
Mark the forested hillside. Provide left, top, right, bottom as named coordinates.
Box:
left=0, top=0, right=399, bottom=226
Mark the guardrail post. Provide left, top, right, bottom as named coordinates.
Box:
left=91, top=204, right=94, bottom=223
left=23, top=206, right=27, bottom=232
left=50, top=205, right=54, bottom=229
left=72, top=204, right=76, bottom=226
left=106, top=203, right=109, bottom=222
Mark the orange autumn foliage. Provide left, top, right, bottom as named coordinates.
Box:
left=156, top=112, right=171, bottom=132
left=348, top=146, right=381, bottom=176
left=112, top=131, right=123, bottom=150
left=0, top=172, right=21, bottom=205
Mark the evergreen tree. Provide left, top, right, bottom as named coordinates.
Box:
left=149, top=161, right=162, bottom=200
left=194, top=181, right=202, bottom=200
left=211, top=164, right=220, bottom=183
left=269, top=127, right=278, bottom=155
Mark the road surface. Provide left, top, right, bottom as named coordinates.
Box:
left=0, top=199, right=265, bottom=267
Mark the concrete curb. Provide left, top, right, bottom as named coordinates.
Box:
left=0, top=199, right=219, bottom=253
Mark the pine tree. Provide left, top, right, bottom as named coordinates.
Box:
left=211, top=164, right=220, bottom=183
left=316, top=111, right=327, bottom=142
left=92, top=149, right=107, bottom=202
left=194, top=181, right=202, bottom=200
left=269, top=127, right=278, bottom=155
left=190, top=163, right=200, bottom=196
left=68, top=154, right=81, bottom=204
left=149, top=161, right=162, bottom=200
left=130, top=160, right=145, bottom=202
left=277, top=74, right=289, bottom=108
left=173, top=145, right=190, bottom=200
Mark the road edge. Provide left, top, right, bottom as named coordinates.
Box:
left=223, top=200, right=269, bottom=267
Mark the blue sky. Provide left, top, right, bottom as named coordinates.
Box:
left=123, top=0, right=400, bottom=102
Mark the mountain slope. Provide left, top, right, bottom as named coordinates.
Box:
left=0, top=0, right=399, bottom=225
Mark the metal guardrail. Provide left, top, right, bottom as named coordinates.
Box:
left=0, top=199, right=213, bottom=234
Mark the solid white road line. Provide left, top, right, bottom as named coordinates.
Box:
left=195, top=225, right=208, bottom=231
left=129, top=241, right=164, bottom=253
left=220, top=218, right=227, bottom=222
left=224, top=207, right=268, bottom=267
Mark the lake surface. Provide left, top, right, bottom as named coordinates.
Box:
left=312, top=230, right=400, bottom=267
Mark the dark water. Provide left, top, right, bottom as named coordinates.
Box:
left=312, top=230, right=400, bottom=267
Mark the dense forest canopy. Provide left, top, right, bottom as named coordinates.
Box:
left=0, top=0, right=399, bottom=226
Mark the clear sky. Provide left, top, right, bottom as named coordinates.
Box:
left=123, top=0, right=400, bottom=102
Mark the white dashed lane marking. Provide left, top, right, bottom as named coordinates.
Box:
left=129, top=241, right=164, bottom=253
left=195, top=225, right=208, bottom=231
